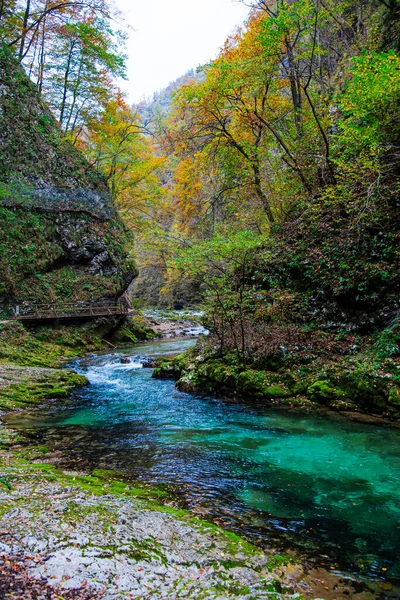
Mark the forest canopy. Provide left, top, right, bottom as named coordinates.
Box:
left=1, top=0, right=399, bottom=364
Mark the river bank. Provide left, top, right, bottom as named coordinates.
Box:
left=1, top=450, right=314, bottom=600
left=152, top=333, right=400, bottom=423
left=0, top=313, right=156, bottom=415
left=0, top=309, right=204, bottom=411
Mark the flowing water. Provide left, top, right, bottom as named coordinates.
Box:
left=6, top=338, right=400, bottom=588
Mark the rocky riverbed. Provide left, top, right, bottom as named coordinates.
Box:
left=142, top=309, right=209, bottom=339
left=0, top=454, right=316, bottom=600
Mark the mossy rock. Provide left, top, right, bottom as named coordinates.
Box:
left=236, top=370, right=292, bottom=399
left=152, top=359, right=182, bottom=380
left=173, top=360, right=238, bottom=395
left=307, top=380, right=345, bottom=402
left=338, top=368, right=389, bottom=410
left=0, top=366, right=88, bottom=411
left=291, top=380, right=309, bottom=395
left=112, top=315, right=156, bottom=344
left=201, top=362, right=237, bottom=387
left=388, top=385, right=400, bottom=406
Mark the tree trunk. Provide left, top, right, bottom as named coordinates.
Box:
left=59, top=41, right=76, bottom=128
left=252, top=162, right=275, bottom=223
left=18, top=0, right=31, bottom=61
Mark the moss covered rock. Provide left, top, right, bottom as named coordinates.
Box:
left=111, top=315, right=156, bottom=344
left=307, top=380, right=345, bottom=402
left=0, top=363, right=88, bottom=412
left=236, top=370, right=292, bottom=398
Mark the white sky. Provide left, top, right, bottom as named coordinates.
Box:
left=114, top=0, right=250, bottom=103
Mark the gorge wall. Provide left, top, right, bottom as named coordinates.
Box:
left=0, top=49, right=136, bottom=315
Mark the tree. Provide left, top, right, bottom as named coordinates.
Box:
left=85, top=94, right=166, bottom=231
left=166, top=12, right=323, bottom=233
left=1, top=0, right=126, bottom=139
left=168, top=231, right=265, bottom=365
left=42, top=14, right=126, bottom=138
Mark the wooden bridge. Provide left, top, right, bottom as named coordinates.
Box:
left=12, top=302, right=129, bottom=322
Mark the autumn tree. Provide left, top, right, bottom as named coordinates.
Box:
left=166, top=13, right=320, bottom=232
left=42, top=14, right=126, bottom=138
left=0, top=0, right=18, bottom=42
left=1, top=0, right=126, bottom=139
left=85, top=94, right=166, bottom=230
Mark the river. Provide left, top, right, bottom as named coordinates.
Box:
left=6, top=337, right=400, bottom=592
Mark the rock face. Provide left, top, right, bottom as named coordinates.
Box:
left=0, top=49, right=136, bottom=313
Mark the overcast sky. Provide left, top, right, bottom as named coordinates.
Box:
left=114, top=0, right=250, bottom=103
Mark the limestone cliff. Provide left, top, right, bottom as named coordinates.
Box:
left=0, top=49, right=136, bottom=315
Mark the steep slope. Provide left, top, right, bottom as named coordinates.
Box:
left=0, top=49, right=136, bottom=315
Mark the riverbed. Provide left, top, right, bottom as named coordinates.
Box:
left=6, top=337, right=400, bottom=593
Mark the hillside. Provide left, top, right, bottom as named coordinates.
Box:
left=135, top=69, right=202, bottom=128
left=151, top=2, right=400, bottom=419
left=0, top=49, right=136, bottom=317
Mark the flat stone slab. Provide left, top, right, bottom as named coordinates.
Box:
left=0, top=480, right=306, bottom=599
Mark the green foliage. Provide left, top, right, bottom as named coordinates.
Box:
left=2, top=1, right=127, bottom=140
left=168, top=231, right=266, bottom=364
left=44, top=16, right=127, bottom=135
left=0, top=49, right=109, bottom=189
left=336, top=51, right=400, bottom=159
left=0, top=206, right=133, bottom=306
left=0, top=476, right=13, bottom=491
left=373, top=321, right=400, bottom=360
left=111, top=315, right=156, bottom=344
left=0, top=207, right=59, bottom=297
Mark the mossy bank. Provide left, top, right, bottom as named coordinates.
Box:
left=153, top=326, right=400, bottom=420
left=0, top=314, right=158, bottom=414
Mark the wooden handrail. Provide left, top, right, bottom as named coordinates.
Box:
left=13, top=302, right=129, bottom=321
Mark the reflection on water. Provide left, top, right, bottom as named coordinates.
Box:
left=6, top=339, right=400, bottom=585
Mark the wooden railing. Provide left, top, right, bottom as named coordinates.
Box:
left=13, top=302, right=129, bottom=321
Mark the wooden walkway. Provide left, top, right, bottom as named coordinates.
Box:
left=13, top=302, right=129, bottom=322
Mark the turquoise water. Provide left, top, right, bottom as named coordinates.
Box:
left=8, top=339, right=400, bottom=584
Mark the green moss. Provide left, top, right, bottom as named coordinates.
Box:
left=0, top=207, right=135, bottom=309
left=308, top=380, right=344, bottom=401
left=373, top=322, right=400, bottom=360
left=171, top=333, right=400, bottom=417
left=111, top=315, right=156, bottom=344
left=0, top=51, right=107, bottom=191
left=153, top=358, right=183, bottom=381
left=388, top=386, right=400, bottom=406
left=0, top=320, right=125, bottom=368
left=237, top=371, right=292, bottom=399
left=0, top=369, right=88, bottom=411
